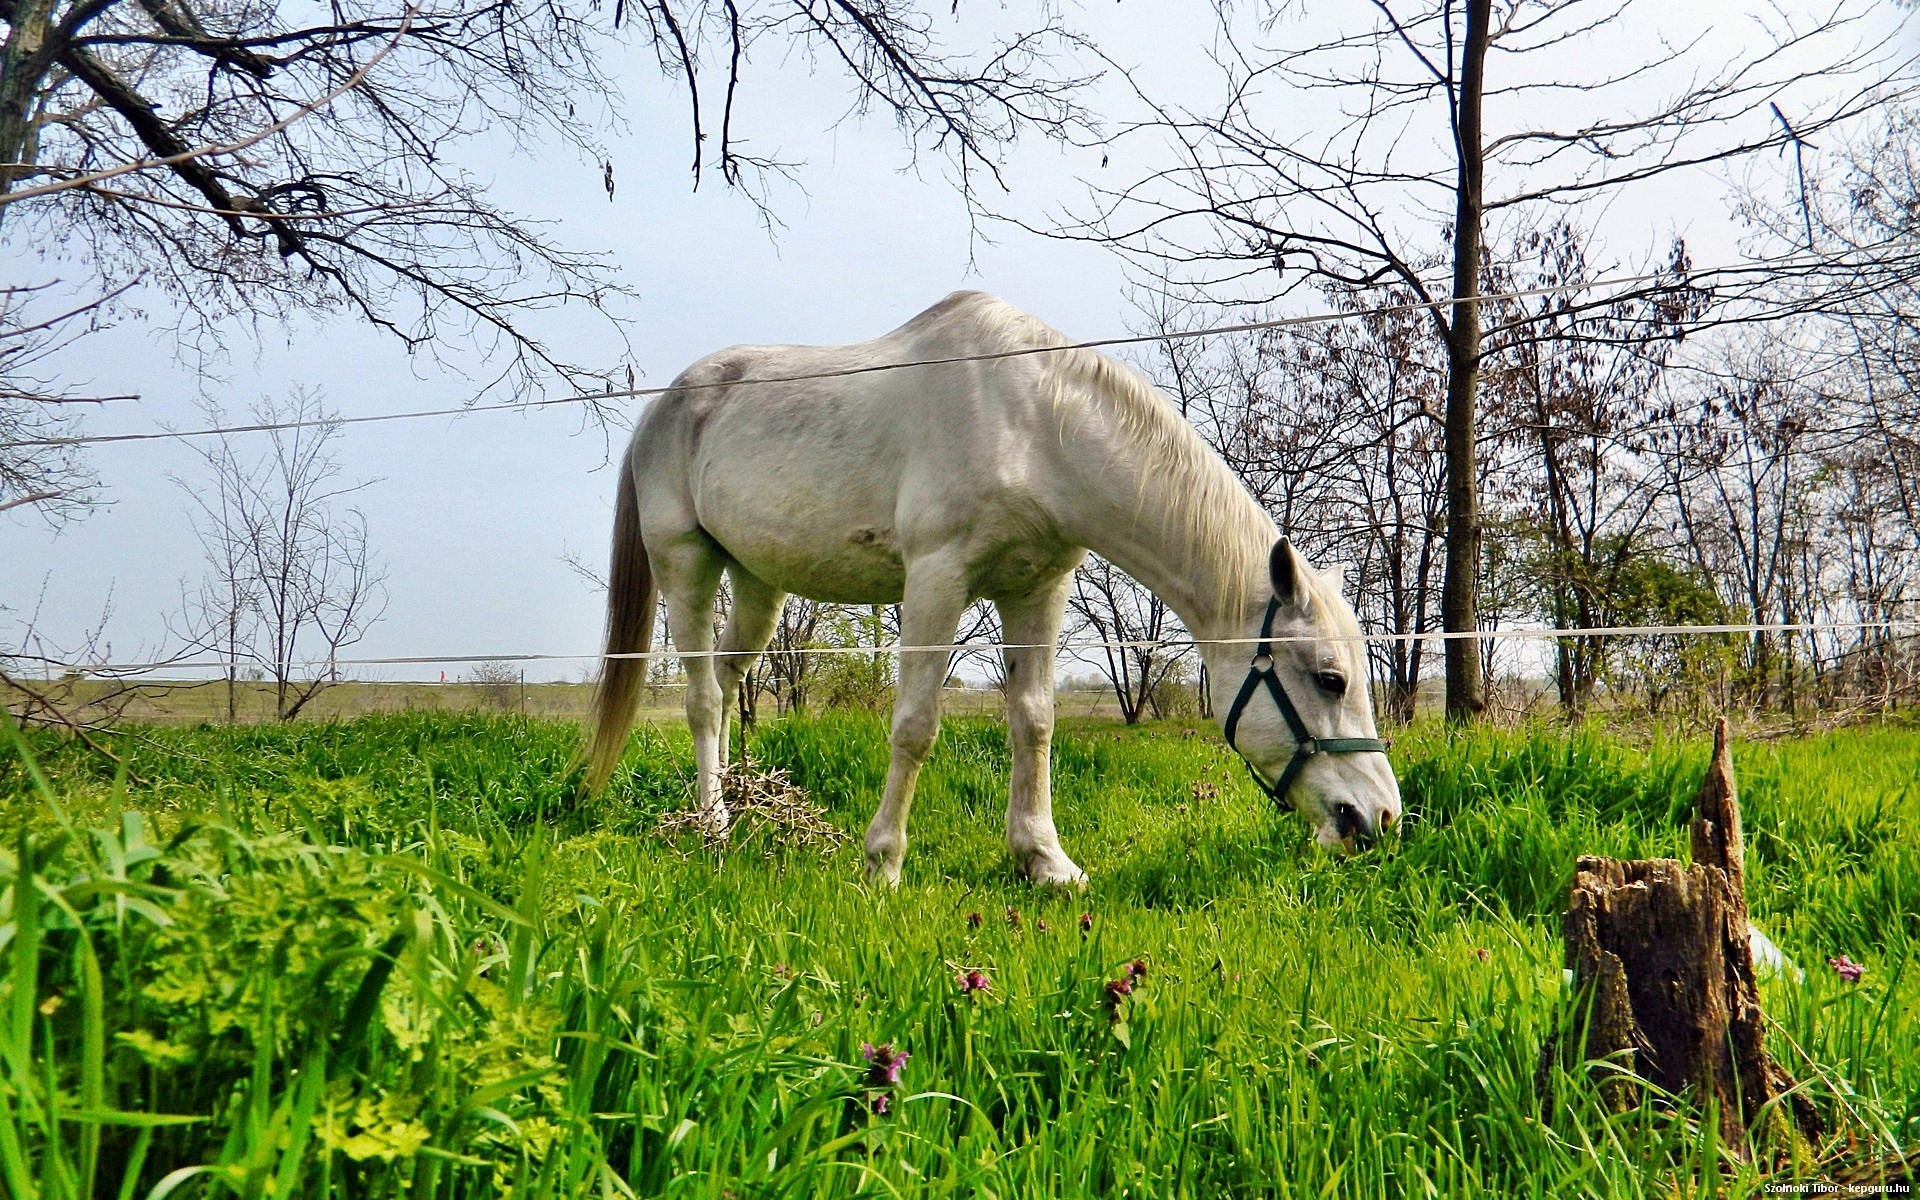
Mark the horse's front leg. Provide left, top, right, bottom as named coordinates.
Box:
left=864, top=562, right=969, bottom=885
left=997, top=575, right=1086, bottom=887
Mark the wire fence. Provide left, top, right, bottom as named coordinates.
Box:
left=10, top=617, right=1917, bottom=676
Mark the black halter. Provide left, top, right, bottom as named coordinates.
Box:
left=1222, top=597, right=1389, bottom=811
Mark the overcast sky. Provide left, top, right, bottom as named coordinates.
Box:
left=4, top=2, right=1903, bottom=682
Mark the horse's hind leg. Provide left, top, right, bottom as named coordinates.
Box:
left=997, top=574, right=1086, bottom=887
left=865, top=559, right=969, bottom=885
left=656, top=539, right=728, bottom=832
left=714, top=568, right=784, bottom=753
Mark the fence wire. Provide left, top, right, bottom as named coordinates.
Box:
left=3, top=239, right=1907, bottom=454
left=10, top=617, right=1916, bottom=676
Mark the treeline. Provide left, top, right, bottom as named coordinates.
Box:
left=1104, top=111, right=1919, bottom=724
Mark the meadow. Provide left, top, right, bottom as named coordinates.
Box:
left=2, top=708, right=1916, bottom=1197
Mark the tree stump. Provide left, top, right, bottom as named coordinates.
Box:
left=1543, top=719, right=1818, bottom=1156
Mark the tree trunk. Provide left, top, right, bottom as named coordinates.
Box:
left=1543, top=719, right=1818, bottom=1158
left=0, top=0, right=61, bottom=203
left=1442, top=0, right=1491, bottom=723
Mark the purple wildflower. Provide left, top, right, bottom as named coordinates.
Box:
left=1829, top=954, right=1864, bottom=984
left=861, top=1042, right=910, bottom=1088
left=1037, top=918, right=1051, bottom=934
left=1127, top=958, right=1149, bottom=981
left=1079, top=912, right=1094, bottom=936
left=1474, top=948, right=1491, bottom=963
left=966, top=911, right=983, bottom=930
left=1103, top=976, right=1134, bottom=1007
left=954, top=968, right=991, bottom=996
left=470, top=934, right=505, bottom=977
left=870, top=1092, right=891, bottom=1116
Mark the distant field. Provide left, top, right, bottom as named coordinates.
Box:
left=3, top=710, right=1916, bottom=1197
left=1, top=677, right=1127, bottom=725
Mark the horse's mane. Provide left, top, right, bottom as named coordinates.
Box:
left=925, top=292, right=1275, bottom=615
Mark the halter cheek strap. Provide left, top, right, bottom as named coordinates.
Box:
left=1222, top=597, right=1388, bottom=812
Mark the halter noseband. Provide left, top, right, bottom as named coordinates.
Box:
left=1222, top=597, right=1388, bottom=812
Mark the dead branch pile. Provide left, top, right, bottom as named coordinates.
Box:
left=655, top=759, right=851, bottom=859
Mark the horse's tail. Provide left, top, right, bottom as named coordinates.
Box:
left=580, top=457, right=654, bottom=793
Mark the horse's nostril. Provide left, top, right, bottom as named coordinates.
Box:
left=1335, top=802, right=1370, bottom=843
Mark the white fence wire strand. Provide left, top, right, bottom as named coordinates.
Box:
left=14, top=618, right=1918, bottom=676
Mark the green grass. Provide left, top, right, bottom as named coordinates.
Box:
left=2, top=709, right=1916, bottom=1197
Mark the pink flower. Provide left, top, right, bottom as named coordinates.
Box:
left=1079, top=912, right=1094, bottom=936
left=1103, top=976, right=1134, bottom=1007
left=1474, top=948, right=1491, bottom=963
left=966, top=911, right=983, bottom=929
left=954, top=968, right=991, bottom=995
left=1036, top=918, right=1050, bottom=934
left=1829, top=954, right=1864, bottom=984
left=870, top=1092, right=891, bottom=1116
left=1127, top=958, right=1149, bottom=981
left=861, top=1042, right=910, bottom=1087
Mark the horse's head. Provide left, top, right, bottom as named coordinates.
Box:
left=1220, top=538, right=1402, bottom=851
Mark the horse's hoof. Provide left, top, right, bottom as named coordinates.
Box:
left=697, top=803, right=731, bottom=839
left=1021, top=850, right=1088, bottom=890
left=862, top=825, right=906, bottom=885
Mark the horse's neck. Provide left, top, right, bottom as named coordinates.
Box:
left=1058, top=423, right=1274, bottom=650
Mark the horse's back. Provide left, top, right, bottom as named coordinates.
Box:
left=627, top=292, right=1077, bottom=601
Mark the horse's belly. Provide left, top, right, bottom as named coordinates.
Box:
left=703, top=506, right=909, bottom=604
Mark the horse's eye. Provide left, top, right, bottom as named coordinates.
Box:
left=1315, top=671, right=1347, bottom=697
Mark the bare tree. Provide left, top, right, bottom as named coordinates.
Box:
left=175, top=389, right=387, bottom=720
left=0, top=283, right=134, bottom=521
left=1479, top=221, right=1702, bottom=712
left=466, top=659, right=523, bottom=711
left=1, top=581, right=198, bottom=739
left=1, top=0, right=632, bottom=398
left=1127, top=282, right=1446, bottom=722
left=1661, top=341, right=1828, bottom=713
left=1065, top=554, right=1189, bottom=725
left=1061, top=0, right=1917, bottom=721
left=0, top=0, right=1097, bottom=377
left=1269, top=284, right=1452, bottom=724
left=0, top=0, right=1099, bottom=531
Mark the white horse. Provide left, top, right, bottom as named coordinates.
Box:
left=582, top=291, right=1401, bottom=884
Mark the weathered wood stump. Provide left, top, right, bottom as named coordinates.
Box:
left=1543, top=719, right=1818, bottom=1156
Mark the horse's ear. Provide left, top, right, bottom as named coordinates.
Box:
left=1269, top=537, right=1314, bottom=612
